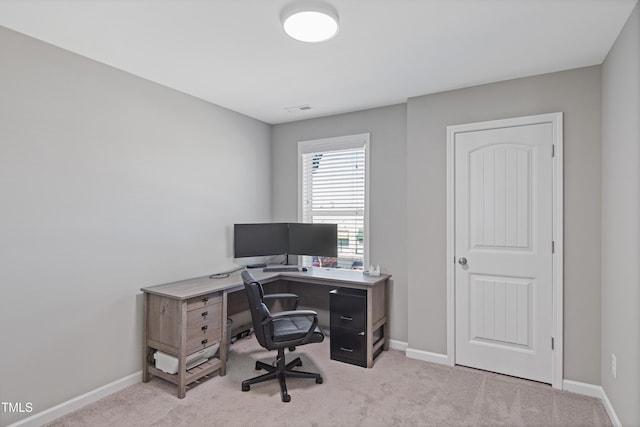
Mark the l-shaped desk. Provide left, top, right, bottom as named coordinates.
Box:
left=141, top=266, right=391, bottom=398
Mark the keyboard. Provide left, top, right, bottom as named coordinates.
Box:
left=263, top=266, right=300, bottom=272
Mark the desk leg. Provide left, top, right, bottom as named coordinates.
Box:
left=220, top=291, right=228, bottom=376
left=142, top=293, right=151, bottom=383
left=366, top=289, right=374, bottom=368
left=384, top=278, right=390, bottom=351
left=177, top=301, right=188, bottom=399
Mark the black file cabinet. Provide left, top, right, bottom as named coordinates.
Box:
left=330, top=288, right=367, bottom=367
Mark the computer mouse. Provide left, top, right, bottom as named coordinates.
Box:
left=301, top=267, right=308, bottom=272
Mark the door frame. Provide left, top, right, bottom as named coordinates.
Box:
left=445, top=112, right=564, bottom=389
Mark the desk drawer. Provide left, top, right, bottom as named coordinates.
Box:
left=330, top=288, right=366, bottom=330
left=186, top=303, right=221, bottom=326
left=186, top=325, right=220, bottom=354
left=330, top=325, right=366, bottom=367
left=186, top=317, right=222, bottom=342
left=187, top=292, right=221, bottom=311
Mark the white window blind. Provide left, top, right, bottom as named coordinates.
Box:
left=298, top=134, right=369, bottom=269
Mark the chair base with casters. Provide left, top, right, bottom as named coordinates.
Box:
left=241, top=347, right=323, bottom=402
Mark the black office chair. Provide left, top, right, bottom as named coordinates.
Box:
left=240, top=270, right=324, bottom=402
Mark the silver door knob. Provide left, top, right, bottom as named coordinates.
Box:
left=458, top=257, right=468, bottom=265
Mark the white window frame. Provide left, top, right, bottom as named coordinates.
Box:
left=297, top=133, right=370, bottom=268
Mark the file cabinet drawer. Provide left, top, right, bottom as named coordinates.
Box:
left=330, top=325, right=366, bottom=367
left=329, top=288, right=366, bottom=329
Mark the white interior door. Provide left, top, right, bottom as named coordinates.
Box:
left=453, top=119, right=554, bottom=384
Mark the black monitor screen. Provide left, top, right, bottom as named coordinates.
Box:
left=288, top=223, right=338, bottom=257
left=233, top=223, right=289, bottom=258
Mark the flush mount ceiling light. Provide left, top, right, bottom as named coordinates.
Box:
left=281, top=2, right=339, bottom=43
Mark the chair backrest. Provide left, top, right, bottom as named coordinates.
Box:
left=241, top=271, right=271, bottom=349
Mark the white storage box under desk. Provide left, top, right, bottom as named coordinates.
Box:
left=153, top=342, right=219, bottom=374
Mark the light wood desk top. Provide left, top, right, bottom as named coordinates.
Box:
left=141, top=266, right=391, bottom=300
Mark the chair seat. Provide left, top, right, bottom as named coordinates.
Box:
left=273, top=317, right=324, bottom=343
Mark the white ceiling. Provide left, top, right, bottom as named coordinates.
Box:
left=0, top=0, right=636, bottom=124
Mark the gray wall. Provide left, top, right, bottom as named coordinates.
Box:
left=601, top=3, right=640, bottom=425
left=0, top=27, right=271, bottom=426
left=271, top=105, right=408, bottom=342
left=2, top=12, right=637, bottom=425
left=406, top=66, right=603, bottom=385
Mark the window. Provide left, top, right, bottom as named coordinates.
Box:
left=298, top=133, right=370, bottom=269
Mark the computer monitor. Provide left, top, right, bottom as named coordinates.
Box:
left=288, top=223, right=338, bottom=257
left=233, top=223, right=289, bottom=258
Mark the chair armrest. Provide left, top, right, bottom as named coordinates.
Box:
left=262, top=310, right=320, bottom=347
left=267, top=309, right=318, bottom=320
left=263, top=293, right=298, bottom=300
left=263, top=293, right=299, bottom=310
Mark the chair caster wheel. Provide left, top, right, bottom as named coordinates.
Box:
left=282, top=394, right=291, bottom=402
left=316, top=376, right=323, bottom=384
left=242, top=384, right=250, bottom=392
left=288, top=346, right=296, bottom=352
left=255, top=362, right=262, bottom=370
left=296, top=360, right=303, bottom=367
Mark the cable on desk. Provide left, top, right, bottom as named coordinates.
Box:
left=266, top=255, right=287, bottom=265
left=209, top=265, right=244, bottom=279
left=208, top=254, right=287, bottom=279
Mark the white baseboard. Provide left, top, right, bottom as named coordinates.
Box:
left=562, top=380, right=621, bottom=427
left=405, top=347, right=452, bottom=366
left=562, top=379, right=603, bottom=398
left=389, top=339, right=408, bottom=351
left=8, top=371, right=142, bottom=427
left=600, top=389, right=622, bottom=427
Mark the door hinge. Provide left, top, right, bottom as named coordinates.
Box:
left=552, top=144, right=555, bottom=157
left=552, top=241, right=555, bottom=253
left=551, top=337, right=555, bottom=350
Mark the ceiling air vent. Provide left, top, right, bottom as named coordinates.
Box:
left=285, top=104, right=312, bottom=113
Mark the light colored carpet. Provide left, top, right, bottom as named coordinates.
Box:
left=46, top=336, right=612, bottom=426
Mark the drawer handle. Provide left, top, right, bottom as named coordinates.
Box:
left=340, top=315, right=353, bottom=321
left=340, top=347, right=354, bottom=353
left=201, top=311, right=208, bottom=319
left=201, top=339, right=208, bottom=345
left=202, top=297, right=209, bottom=303
left=201, top=325, right=208, bottom=332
